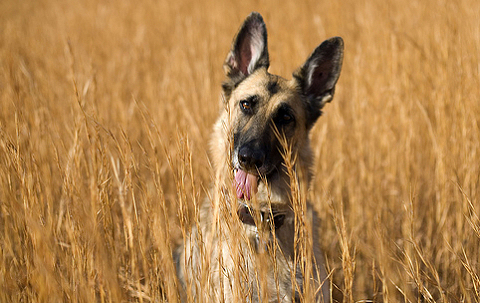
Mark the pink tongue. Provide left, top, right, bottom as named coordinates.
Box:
left=234, top=169, right=258, bottom=200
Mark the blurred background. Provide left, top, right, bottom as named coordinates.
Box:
left=1, top=0, right=479, bottom=301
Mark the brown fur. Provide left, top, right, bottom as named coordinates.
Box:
left=176, top=12, right=343, bottom=303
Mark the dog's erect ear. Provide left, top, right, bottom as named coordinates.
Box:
left=294, top=37, right=344, bottom=127
left=223, top=12, right=269, bottom=84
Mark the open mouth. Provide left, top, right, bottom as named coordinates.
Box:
left=234, top=168, right=258, bottom=200
left=234, top=167, right=287, bottom=230
left=234, top=166, right=279, bottom=200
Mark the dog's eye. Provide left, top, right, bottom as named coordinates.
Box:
left=274, top=106, right=295, bottom=126
left=277, top=112, right=294, bottom=124
left=282, top=113, right=292, bottom=122
left=240, top=96, right=257, bottom=113
left=240, top=100, right=251, bottom=110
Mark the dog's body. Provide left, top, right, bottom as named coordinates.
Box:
left=176, top=12, right=343, bottom=303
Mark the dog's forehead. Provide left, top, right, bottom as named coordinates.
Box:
left=231, top=69, right=300, bottom=107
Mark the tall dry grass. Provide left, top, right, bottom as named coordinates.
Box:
left=0, top=0, right=479, bottom=302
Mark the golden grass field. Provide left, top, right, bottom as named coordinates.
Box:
left=1, top=0, right=479, bottom=301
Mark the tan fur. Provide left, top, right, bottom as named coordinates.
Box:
left=176, top=12, right=343, bottom=303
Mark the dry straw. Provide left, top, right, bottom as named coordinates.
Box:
left=1, top=0, right=479, bottom=302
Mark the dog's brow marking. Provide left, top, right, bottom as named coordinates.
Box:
left=267, top=80, right=279, bottom=95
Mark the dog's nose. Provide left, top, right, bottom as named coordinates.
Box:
left=238, top=145, right=265, bottom=171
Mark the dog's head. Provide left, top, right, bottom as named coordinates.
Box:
left=219, top=12, right=343, bottom=202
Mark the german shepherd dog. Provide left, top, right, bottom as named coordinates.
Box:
left=176, top=12, right=343, bottom=303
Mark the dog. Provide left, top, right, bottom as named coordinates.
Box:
left=176, top=12, right=343, bottom=303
